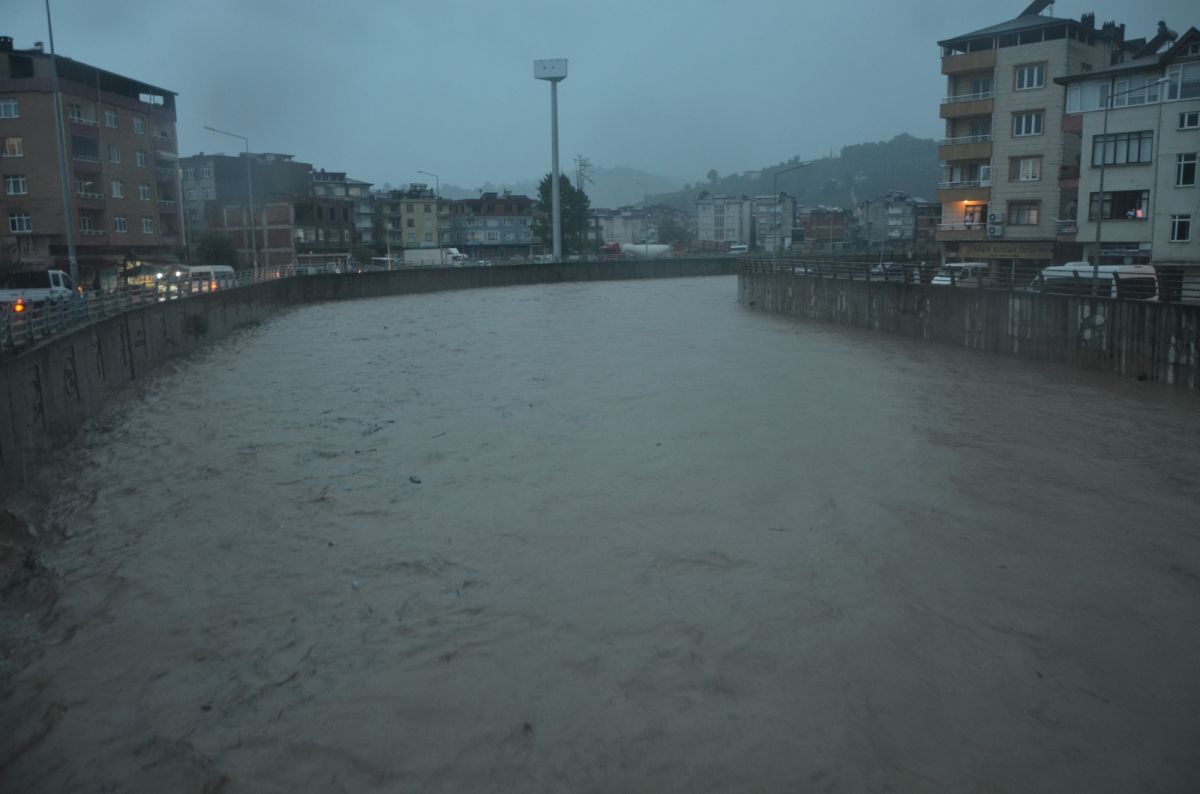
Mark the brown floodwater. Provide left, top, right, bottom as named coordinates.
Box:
left=2, top=276, right=1199, bottom=792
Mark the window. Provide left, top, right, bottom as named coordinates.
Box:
left=188, top=208, right=199, bottom=222
left=111, top=180, right=124, bottom=198
left=407, top=232, right=416, bottom=241
left=71, top=135, right=99, bottom=161
left=1170, top=214, right=1192, bottom=241
left=0, top=98, right=18, bottom=118
left=67, top=102, right=84, bottom=123
left=1015, top=63, right=1045, bottom=90
left=200, top=166, right=212, bottom=178
left=1182, top=111, right=1200, bottom=130
left=107, top=143, right=121, bottom=164
left=132, top=115, right=145, bottom=134
left=423, top=218, right=432, bottom=228
left=185, top=168, right=195, bottom=180
left=1010, top=156, right=1042, bottom=181
left=406, top=218, right=414, bottom=228
left=407, top=203, right=414, bottom=213
left=1088, top=190, right=1150, bottom=220
left=1008, top=201, right=1040, bottom=225
left=186, top=189, right=196, bottom=200
left=136, top=150, right=148, bottom=167
left=202, top=187, right=213, bottom=199
left=487, top=231, right=499, bottom=241
left=4, top=174, right=27, bottom=195
left=424, top=203, right=431, bottom=212
left=142, top=217, right=154, bottom=234
left=1166, top=63, right=1200, bottom=101
left=1178, top=153, right=1198, bottom=187
left=104, top=108, right=117, bottom=128
left=79, top=214, right=97, bottom=233
left=2, top=137, right=21, bottom=157
left=8, top=213, right=32, bottom=233
left=138, top=183, right=151, bottom=200
left=424, top=232, right=432, bottom=242
left=1013, top=111, right=1043, bottom=137
left=114, top=216, right=127, bottom=233
left=1091, top=131, right=1153, bottom=166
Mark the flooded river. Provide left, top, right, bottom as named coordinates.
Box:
left=3, top=276, right=1199, bottom=792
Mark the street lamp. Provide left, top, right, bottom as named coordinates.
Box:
left=534, top=59, right=568, bottom=261
left=203, top=125, right=258, bottom=274
left=1091, top=76, right=1169, bottom=294
left=44, top=0, right=77, bottom=284
left=771, top=161, right=812, bottom=254
left=417, top=170, right=439, bottom=198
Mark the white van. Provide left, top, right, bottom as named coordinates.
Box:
left=186, top=265, right=238, bottom=292
left=729, top=244, right=749, bottom=254
left=931, top=261, right=990, bottom=288
left=1027, top=262, right=1159, bottom=300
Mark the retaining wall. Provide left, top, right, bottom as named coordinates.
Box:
left=0, top=258, right=735, bottom=495
left=739, top=268, right=1200, bottom=391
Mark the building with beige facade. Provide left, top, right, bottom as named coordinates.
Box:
left=1057, top=25, right=1200, bottom=296
left=936, top=2, right=1140, bottom=282
left=1, top=35, right=180, bottom=280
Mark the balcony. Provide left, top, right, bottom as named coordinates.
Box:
left=940, top=93, right=994, bottom=120
left=941, top=49, right=996, bottom=75
left=937, top=181, right=991, bottom=203
left=1056, top=219, right=1078, bottom=237
left=935, top=223, right=987, bottom=241
left=938, top=136, right=993, bottom=161
left=1059, top=164, right=1080, bottom=181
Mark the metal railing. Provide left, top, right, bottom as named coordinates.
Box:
left=940, top=90, right=994, bottom=104
left=937, top=178, right=992, bottom=188
left=740, top=256, right=1200, bottom=304
left=940, top=134, right=992, bottom=145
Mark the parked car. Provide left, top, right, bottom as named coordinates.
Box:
left=931, top=262, right=990, bottom=288
left=0, top=269, right=77, bottom=309
left=1027, top=263, right=1159, bottom=300
left=868, top=262, right=913, bottom=282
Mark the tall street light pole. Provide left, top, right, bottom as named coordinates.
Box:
left=204, top=125, right=257, bottom=274
left=44, top=0, right=77, bottom=284
left=635, top=181, right=649, bottom=256
left=417, top=170, right=439, bottom=198
left=534, top=59, right=568, bottom=261
left=1091, top=76, right=1169, bottom=295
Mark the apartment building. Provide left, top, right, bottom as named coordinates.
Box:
left=446, top=191, right=534, bottom=258
left=0, top=36, right=180, bottom=278
left=936, top=2, right=1136, bottom=279
left=695, top=195, right=752, bottom=248
left=179, top=152, right=311, bottom=244
left=378, top=185, right=443, bottom=251
left=751, top=194, right=796, bottom=252
left=1056, top=25, right=1200, bottom=292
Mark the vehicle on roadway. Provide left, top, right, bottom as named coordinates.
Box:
left=185, top=265, right=238, bottom=292
left=1026, top=263, right=1160, bottom=300
left=0, top=269, right=77, bottom=312
left=931, top=261, right=990, bottom=288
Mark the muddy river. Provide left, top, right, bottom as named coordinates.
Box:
left=2, top=276, right=1198, bottom=792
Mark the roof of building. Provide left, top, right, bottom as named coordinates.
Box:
left=2, top=39, right=176, bottom=98
left=1055, top=25, right=1197, bottom=84
left=939, top=13, right=1077, bottom=46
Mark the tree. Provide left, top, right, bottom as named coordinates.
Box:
left=534, top=174, right=592, bottom=255
left=657, top=216, right=689, bottom=246
left=706, top=169, right=719, bottom=183
left=193, top=231, right=239, bottom=267
left=352, top=245, right=374, bottom=265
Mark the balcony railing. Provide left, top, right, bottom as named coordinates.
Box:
left=1060, top=164, right=1081, bottom=179
left=941, top=90, right=993, bottom=104
left=157, top=198, right=176, bottom=206
left=76, top=190, right=103, bottom=200
left=940, top=134, right=992, bottom=145
left=68, top=115, right=97, bottom=126
left=937, top=179, right=992, bottom=188
left=79, top=227, right=105, bottom=236
left=1056, top=219, right=1078, bottom=234
left=937, top=223, right=986, bottom=231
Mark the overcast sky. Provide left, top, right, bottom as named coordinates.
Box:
left=8, top=0, right=1195, bottom=188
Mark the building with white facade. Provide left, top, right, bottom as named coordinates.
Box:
left=1057, top=24, right=1200, bottom=296
left=695, top=195, right=752, bottom=248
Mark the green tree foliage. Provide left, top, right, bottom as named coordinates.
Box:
left=656, top=215, right=689, bottom=245
left=534, top=174, right=592, bottom=255
left=193, top=231, right=239, bottom=267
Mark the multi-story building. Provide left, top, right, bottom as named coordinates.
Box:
left=179, top=152, right=311, bottom=244
left=592, top=206, right=653, bottom=246
left=936, top=2, right=1138, bottom=280
left=378, top=185, right=442, bottom=251
left=695, top=194, right=751, bottom=248
left=1057, top=24, right=1200, bottom=294
left=446, top=191, right=534, bottom=258
left=1, top=36, right=181, bottom=280
left=750, top=194, right=796, bottom=252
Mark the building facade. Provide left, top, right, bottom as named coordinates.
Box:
left=936, top=3, right=1136, bottom=281
left=378, top=185, right=443, bottom=251
left=1058, top=25, right=1200, bottom=293
left=1, top=36, right=180, bottom=279
left=751, top=194, right=796, bottom=252
left=695, top=195, right=752, bottom=248
left=179, top=152, right=311, bottom=248
left=446, top=191, right=534, bottom=258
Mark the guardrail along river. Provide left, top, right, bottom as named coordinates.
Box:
left=2, top=276, right=1198, bottom=792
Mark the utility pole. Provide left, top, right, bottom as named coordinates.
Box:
left=574, top=155, right=592, bottom=254
left=45, top=0, right=77, bottom=284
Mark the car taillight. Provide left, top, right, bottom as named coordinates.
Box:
left=210, top=281, right=218, bottom=290
left=13, top=300, right=25, bottom=313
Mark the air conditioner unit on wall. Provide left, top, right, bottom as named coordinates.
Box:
left=987, top=225, right=1004, bottom=238
left=987, top=212, right=1006, bottom=224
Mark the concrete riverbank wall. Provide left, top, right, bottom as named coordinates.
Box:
left=739, top=268, right=1200, bottom=392
left=0, top=258, right=735, bottom=495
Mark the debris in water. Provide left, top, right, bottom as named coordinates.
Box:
left=409, top=475, right=422, bottom=484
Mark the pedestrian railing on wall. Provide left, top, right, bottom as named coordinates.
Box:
left=739, top=256, right=1200, bottom=305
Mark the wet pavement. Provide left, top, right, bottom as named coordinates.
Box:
left=2, top=276, right=1199, bottom=792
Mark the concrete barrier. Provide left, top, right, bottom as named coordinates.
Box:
left=739, top=269, right=1200, bottom=391
left=0, top=258, right=735, bottom=496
